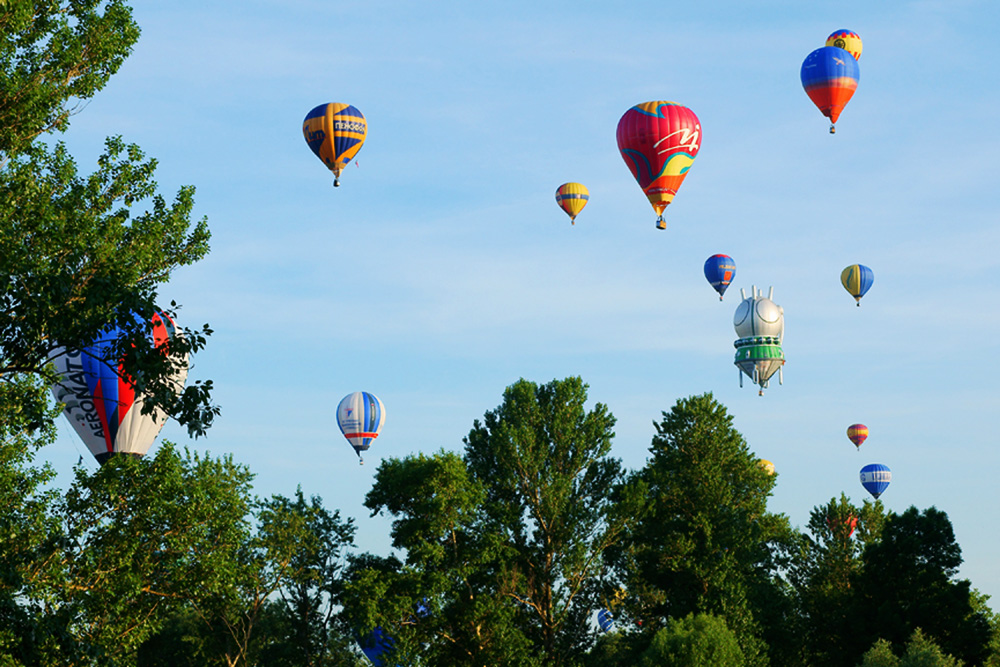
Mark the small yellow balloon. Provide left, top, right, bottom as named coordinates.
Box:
left=555, top=182, right=589, bottom=224
left=826, top=29, right=863, bottom=60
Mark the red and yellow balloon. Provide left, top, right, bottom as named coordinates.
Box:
left=826, top=29, right=863, bottom=61
left=616, top=101, right=702, bottom=230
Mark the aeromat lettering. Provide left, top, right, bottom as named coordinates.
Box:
left=56, top=351, right=106, bottom=439
left=333, top=120, right=365, bottom=133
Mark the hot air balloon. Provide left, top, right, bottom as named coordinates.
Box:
left=337, top=391, right=385, bottom=464
left=826, top=514, right=858, bottom=538
left=616, top=101, right=702, bottom=230
left=704, top=254, right=736, bottom=300
left=860, top=463, right=891, bottom=499
left=50, top=311, right=188, bottom=465
left=758, top=459, right=776, bottom=475
left=597, top=608, right=615, bottom=633
left=302, top=103, right=367, bottom=187
left=555, top=182, right=589, bottom=224
left=841, top=264, right=874, bottom=305
left=357, top=626, right=395, bottom=666
left=847, top=423, right=869, bottom=449
left=826, top=29, right=862, bottom=60
left=801, top=47, right=859, bottom=133
left=733, top=286, right=785, bottom=395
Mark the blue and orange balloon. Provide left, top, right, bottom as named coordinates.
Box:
left=50, top=311, right=188, bottom=465
left=303, top=103, right=367, bottom=186
left=555, top=182, right=589, bottom=224
left=860, top=463, right=891, bottom=499
left=337, top=391, right=385, bottom=464
left=826, top=29, right=862, bottom=61
left=841, top=264, right=874, bottom=305
left=801, top=47, right=859, bottom=133
left=617, top=101, right=702, bottom=229
left=704, top=254, right=736, bottom=300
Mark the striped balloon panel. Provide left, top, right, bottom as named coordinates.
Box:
left=826, top=29, right=863, bottom=60
left=302, top=103, right=367, bottom=176
left=555, top=182, right=590, bottom=220
left=337, top=391, right=385, bottom=453
left=50, top=312, right=188, bottom=462
left=616, top=101, right=701, bottom=215
left=801, top=47, right=859, bottom=123
left=847, top=423, right=869, bottom=447
left=597, top=609, right=615, bottom=633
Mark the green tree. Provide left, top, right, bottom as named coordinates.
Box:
left=854, top=507, right=990, bottom=665
left=619, top=393, right=790, bottom=666
left=0, top=0, right=139, bottom=156
left=139, top=490, right=361, bottom=667
left=7, top=445, right=255, bottom=666
left=859, top=639, right=900, bottom=667
left=859, top=630, right=966, bottom=667
left=0, top=376, right=64, bottom=665
left=638, top=612, right=745, bottom=667
left=791, top=494, right=887, bottom=666
left=348, top=377, right=638, bottom=667
left=252, top=490, right=358, bottom=666
left=1, top=0, right=216, bottom=441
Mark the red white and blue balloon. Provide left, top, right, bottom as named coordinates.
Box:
left=337, top=391, right=385, bottom=464
left=50, top=312, right=188, bottom=465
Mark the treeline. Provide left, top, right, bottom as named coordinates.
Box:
left=2, top=380, right=998, bottom=666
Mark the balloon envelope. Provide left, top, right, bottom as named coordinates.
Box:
left=616, top=101, right=701, bottom=229
left=302, top=103, right=367, bottom=185
left=597, top=608, right=615, bottom=633
left=801, top=47, right=859, bottom=130
left=860, top=463, right=891, bottom=499
left=555, top=182, right=589, bottom=224
left=357, top=626, right=395, bottom=666
left=50, top=312, right=188, bottom=465
left=759, top=459, right=776, bottom=475
left=337, top=391, right=385, bottom=462
left=841, top=264, right=874, bottom=305
left=826, top=29, right=862, bottom=60
left=704, top=254, right=736, bottom=300
left=847, top=423, right=869, bottom=448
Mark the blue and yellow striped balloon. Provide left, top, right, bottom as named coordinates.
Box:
left=841, top=264, right=874, bottom=306
left=302, top=103, right=367, bottom=186
left=555, top=182, right=589, bottom=224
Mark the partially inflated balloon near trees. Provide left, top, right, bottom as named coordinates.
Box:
left=617, top=101, right=701, bottom=230
left=50, top=312, right=188, bottom=465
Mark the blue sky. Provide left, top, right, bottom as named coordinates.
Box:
left=44, top=1, right=1000, bottom=603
